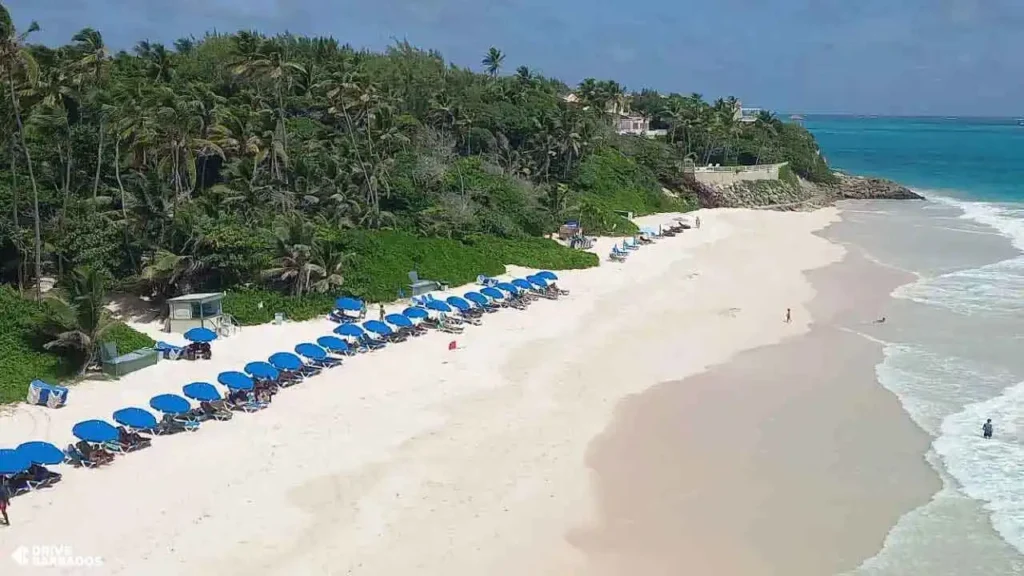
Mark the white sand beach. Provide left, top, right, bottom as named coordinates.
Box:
left=0, top=207, right=846, bottom=575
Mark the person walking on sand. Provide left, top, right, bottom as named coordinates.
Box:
left=378, top=303, right=385, bottom=322
left=0, top=478, right=10, bottom=526
left=785, top=308, right=792, bottom=323
left=695, top=216, right=701, bottom=229
left=983, top=419, right=994, bottom=439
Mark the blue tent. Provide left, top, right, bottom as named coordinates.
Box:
left=425, top=300, right=452, bottom=313
left=495, top=282, right=519, bottom=294
left=150, top=394, right=192, bottom=415
left=463, top=291, right=490, bottom=306
left=526, top=275, right=548, bottom=288
left=403, top=307, right=428, bottom=319
left=72, top=420, right=119, bottom=443
left=536, top=270, right=558, bottom=281
left=183, top=327, right=217, bottom=343
left=0, top=448, right=29, bottom=476
left=295, top=343, right=328, bottom=361
left=481, top=286, right=505, bottom=300
left=17, top=441, right=64, bottom=466
left=512, top=278, right=534, bottom=291
left=385, top=313, right=413, bottom=328
left=335, top=297, right=363, bottom=311
left=363, top=320, right=393, bottom=335
left=269, top=352, right=304, bottom=371
left=335, top=323, right=366, bottom=338
left=218, top=371, right=254, bottom=391
left=317, top=335, right=350, bottom=353
left=245, top=361, right=280, bottom=381
left=113, top=407, right=158, bottom=430
left=183, top=382, right=221, bottom=402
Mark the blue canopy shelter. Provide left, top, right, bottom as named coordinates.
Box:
left=425, top=300, right=452, bottom=313
left=463, top=291, right=490, bottom=307
left=17, top=441, right=64, bottom=466
left=218, top=371, right=254, bottom=391
left=113, top=407, right=158, bottom=430
left=526, top=275, right=548, bottom=288
left=295, top=343, right=328, bottom=361
left=183, top=382, right=221, bottom=402
left=446, top=296, right=472, bottom=311
left=149, top=394, right=192, bottom=415
left=536, top=270, right=558, bottom=281
left=512, top=278, right=534, bottom=291
left=385, top=313, right=413, bottom=328
left=0, top=448, right=29, bottom=476
left=72, top=420, right=119, bottom=443
left=183, top=327, right=217, bottom=343
left=245, top=361, right=280, bottom=381
left=481, top=286, right=505, bottom=300
left=269, top=352, right=304, bottom=371
left=403, top=307, right=428, bottom=319
left=495, top=282, right=519, bottom=294
left=335, top=297, right=363, bottom=311
left=317, top=335, right=351, bottom=354
left=363, top=320, right=393, bottom=336
left=335, top=323, right=366, bottom=338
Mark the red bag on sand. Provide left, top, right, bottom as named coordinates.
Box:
left=448, top=340, right=457, bottom=350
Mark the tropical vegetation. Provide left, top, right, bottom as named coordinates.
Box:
left=0, top=2, right=835, bottom=399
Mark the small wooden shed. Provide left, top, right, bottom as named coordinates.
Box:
left=166, top=292, right=225, bottom=334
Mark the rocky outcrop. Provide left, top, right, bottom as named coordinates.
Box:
left=683, top=171, right=923, bottom=211
left=832, top=173, right=924, bottom=200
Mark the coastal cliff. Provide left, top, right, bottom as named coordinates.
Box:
left=687, top=172, right=923, bottom=210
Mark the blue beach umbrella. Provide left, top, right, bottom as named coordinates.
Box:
left=0, top=449, right=30, bottom=476
left=495, top=282, right=519, bottom=294
left=463, top=291, right=490, bottom=307
left=512, top=278, right=534, bottom=291
left=295, top=343, right=328, bottom=361
left=446, top=296, right=472, bottom=311
left=536, top=270, right=558, bottom=281
left=183, top=327, right=217, bottom=343
left=425, top=299, right=452, bottom=313
left=526, top=275, right=548, bottom=288
left=480, top=286, right=505, bottom=300
left=363, top=320, right=393, bottom=336
left=335, top=297, right=363, bottom=312
left=269, top=352, right=304, bottom=371
left=245, top=361, right=280, bottom=381
left=72, top=420, right=119, bottom=443
left=385, top=313, right=412, bottom=328
left=402, top=307, right=428, bottom=319
left=317, top=335, right=350, bottom=353
left=218, top=371, right=254, bottom=391
left=149, top=394, right=192, bottom=415
left=17, top=441, right=64, bottom=466
left=182, top=382, right=221, bottom=402
left=112, top=407, right=158, bottom=430
left=335, top=323, right=366, bottom=338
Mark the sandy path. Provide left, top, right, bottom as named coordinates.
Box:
left=0, top=208, right=839, bottom=575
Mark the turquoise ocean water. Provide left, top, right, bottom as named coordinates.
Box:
left=806, top=116, right=1024, bottom=575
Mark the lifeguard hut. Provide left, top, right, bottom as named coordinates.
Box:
left=166, top=292, right=226, bottom=334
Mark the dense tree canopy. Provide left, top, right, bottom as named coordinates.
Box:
left=0, top=3, right=832, bottom=302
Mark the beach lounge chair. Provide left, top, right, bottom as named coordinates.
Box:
left=9, top=464, right=62, bottom=493
left=199, top=401, right=233, bottom=421
left=115, top=426, right=152, bottom=451
left=477, top=275, right=500, bottom=287
left=74, top=441, right=114, bottom=465
left=224, top=391, right=266, bottom=413
left=154, top=341, right=184, bottom=360
left=64, top=444, right=98, bottom=468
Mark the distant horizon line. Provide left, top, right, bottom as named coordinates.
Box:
left=783, top=113, right=1023, bottom=120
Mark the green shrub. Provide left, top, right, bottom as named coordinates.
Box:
left=222, top=231, right=599, bottom=323
left=104, top=322, right=156, bottom=354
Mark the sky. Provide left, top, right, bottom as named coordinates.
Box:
left=6, top=0, right=1024, bottom=116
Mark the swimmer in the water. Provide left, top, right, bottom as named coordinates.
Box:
left=874, top=317, right=886, bottom=324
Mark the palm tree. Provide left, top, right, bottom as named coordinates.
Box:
left=42, top=266, right=117, bottom=373
left=482, top=47, right=504, bottom=77
left=309, top=241, right=351, bottom=294
left=262, top=214, right=318, bottom=296
left=0, top=5, right=43, bottom=298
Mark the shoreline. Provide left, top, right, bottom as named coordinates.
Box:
left=0, top=207, right=844, bottom=575
left=573, top=214, right=940, bottom=575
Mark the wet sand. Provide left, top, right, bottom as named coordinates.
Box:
left=574, top=247, right=941, bottom=575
